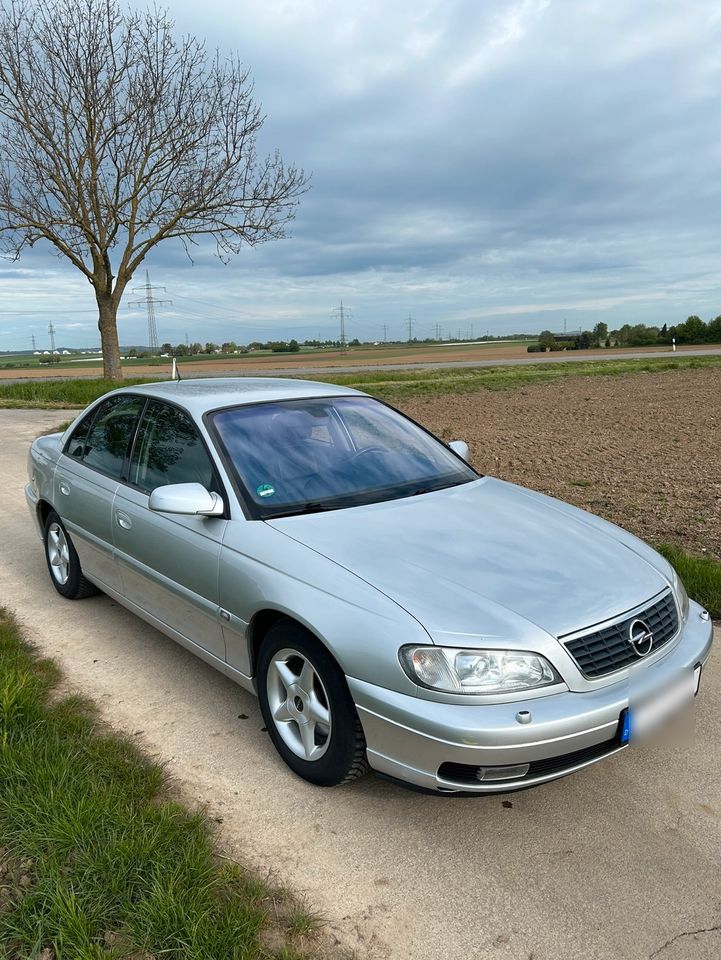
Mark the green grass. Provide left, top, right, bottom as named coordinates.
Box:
left=657, top=545, right=721, bottom=620
left=0, top=377, right=156, bottom=408
left=0, top=609, right=320, bottom=959
left=315, top=354, right=721, bottom=400
left=1, top=354, right=721, bottom=408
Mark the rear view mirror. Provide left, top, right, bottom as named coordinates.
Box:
left=148, top=482, right=224, bottom=516
left=449, top=440, right=469, bottom=461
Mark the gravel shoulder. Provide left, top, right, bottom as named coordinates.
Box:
left=1, top=402, right=720, bottom=960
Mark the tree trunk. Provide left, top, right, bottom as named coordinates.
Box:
left=97, top=296, right=123, bottom=381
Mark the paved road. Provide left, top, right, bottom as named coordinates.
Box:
left=192, top=346, right=721, bottom=378
left=3, top=345, right=721, bottom=383
left=3, top=409, right=720, bottom=960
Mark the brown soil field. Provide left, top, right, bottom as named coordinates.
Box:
left=4, top=341, right=720, bottom=379
left=400, top=367, right=721, bottom=562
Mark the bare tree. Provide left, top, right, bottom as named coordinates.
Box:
left=0, top=0, right=308, bottom=379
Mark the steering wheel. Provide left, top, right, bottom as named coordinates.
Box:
left=352, top=445, right=389, bottom=460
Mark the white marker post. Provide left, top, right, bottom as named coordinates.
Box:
left=171, top=357, right=178, bottom=379
left=672, top=337, right=676, bottom=353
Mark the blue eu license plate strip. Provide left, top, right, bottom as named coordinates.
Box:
left=619, top=708, right=631, bottom=744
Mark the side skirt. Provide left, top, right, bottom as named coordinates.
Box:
left=96, top=578, right=257, bottom=695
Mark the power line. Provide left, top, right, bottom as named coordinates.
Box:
left=129, top=270, right=172, bottom=351
left=406, top=313, right=415, bottom=342
left=332, top=300, right=352, bottom=353
left=47, top=320, right=56, bottom=354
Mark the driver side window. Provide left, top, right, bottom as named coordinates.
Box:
left=129, top=401, right=217, bottom=494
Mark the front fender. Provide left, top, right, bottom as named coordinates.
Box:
left=219, top=519, right=427, bottom=695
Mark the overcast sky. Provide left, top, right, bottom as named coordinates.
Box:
left=1, top=0, right=720, bottom=350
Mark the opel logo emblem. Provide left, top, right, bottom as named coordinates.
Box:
left=628, top=618, right=654, bottom=657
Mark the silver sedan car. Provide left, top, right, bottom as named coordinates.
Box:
left=26, top=378, right=713, bottom=793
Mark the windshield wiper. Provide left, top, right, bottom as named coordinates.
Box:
left=267, top=502, right=332, bottom=518
left=266, top=499, right=366, bottom=519
left=405, top=478, right=472, bottom=499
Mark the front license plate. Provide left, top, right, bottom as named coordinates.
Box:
left=628, top=667, right=699, bottom=742
left=619, top=708, right=631, bottom=744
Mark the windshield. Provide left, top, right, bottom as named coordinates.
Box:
left=210, top=395, right=478, bottom=517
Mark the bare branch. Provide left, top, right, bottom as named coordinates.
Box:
left=0, top=0, right=309, bottom=378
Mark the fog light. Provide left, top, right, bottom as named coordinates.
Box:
left=476, top=764, right=530, bottom=782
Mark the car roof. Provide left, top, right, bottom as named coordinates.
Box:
left=108, top=377, right=365, bottom=416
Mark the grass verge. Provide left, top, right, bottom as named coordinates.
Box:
left=0, top=609, right=321, bottom=960
left=318, top=354, right=721, bottom=400
left=657, top=545, right=721, bottom=620
left=0, top=378, right=154, bottom=409
left=0, top=355, right=720, bottom=408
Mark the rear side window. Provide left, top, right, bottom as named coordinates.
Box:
left=80, top=396, right=145, bottom=479
left=65, top=411, right=95, bottom=460
left=129, top=400, right=217, bottom=494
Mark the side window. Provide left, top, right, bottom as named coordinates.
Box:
left=81, top=396, right=145, bottom=479
left=65, top=410, right=96, bottom=460
left=130, top=401, right=217, bottom=494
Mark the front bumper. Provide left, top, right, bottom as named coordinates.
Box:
left=350, top=601, right=713, bottom=793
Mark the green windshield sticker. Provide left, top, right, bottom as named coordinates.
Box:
left=256, top=483, right=275, bottom=498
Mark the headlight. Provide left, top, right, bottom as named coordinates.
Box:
left=399, top=646, right=558, bottom=695
left=673, top=571, right=690, bottom=622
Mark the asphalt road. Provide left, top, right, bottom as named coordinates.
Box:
left=191, top=345, right=721, bottom=378
left=3, top=408, right=720, bottom=960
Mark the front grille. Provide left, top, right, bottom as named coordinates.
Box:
left=437, top=736, right=622, bottom=787
left=563, top=590, right=679, bottom=678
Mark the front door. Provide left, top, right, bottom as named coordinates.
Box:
left=112, top=400, right=227, bottom=659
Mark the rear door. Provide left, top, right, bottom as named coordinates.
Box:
left=54, top=395, right=145, bottom=590
left=112, top=400, right=227, bottom=659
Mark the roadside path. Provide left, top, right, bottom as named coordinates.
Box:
left=2, top=409, right=720, bottom=960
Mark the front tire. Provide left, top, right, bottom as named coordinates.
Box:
left=43, top=510, right=98, bottom=600
left=257, top=619, right=369, bottom=786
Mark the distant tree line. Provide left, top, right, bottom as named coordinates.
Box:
left=124, top=339, right=304, bottom=357
left=529, top=316, right=721, bottom=353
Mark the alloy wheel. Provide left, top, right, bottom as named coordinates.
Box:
left=266, top=648, right=332, bottom=761
left=47, top=521, right=70, bottom=585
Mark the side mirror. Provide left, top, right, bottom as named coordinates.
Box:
left=448, top=439, right=469, bottom=461
left=148, top=482, right=224, bottom=517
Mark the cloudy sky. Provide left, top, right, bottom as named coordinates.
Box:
left=1, top=0, right=720, bottom=350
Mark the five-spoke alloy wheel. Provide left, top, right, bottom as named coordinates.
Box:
left=258, top=619, right=369, bottom=786
left=43, top=510, right=98, bottom=600
left=267, top=648, right=333, bottom=761
left=47, top=520, right=70, bottom=586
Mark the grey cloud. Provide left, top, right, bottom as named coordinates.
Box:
left=1, top=0, right=720, bottom=347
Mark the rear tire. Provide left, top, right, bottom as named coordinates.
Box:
left=257, top=619, right=369, bottom=786
left=43, top=510, right=99, bottom=600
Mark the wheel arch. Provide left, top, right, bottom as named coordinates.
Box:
left=37, top=498, right=54, bottom=529
left=247, top=608, right=334, bottom=679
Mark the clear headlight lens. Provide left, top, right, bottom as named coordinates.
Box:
left=673, top=572, right=690, bottom=621
left=399, top=646, right=558, bottom=695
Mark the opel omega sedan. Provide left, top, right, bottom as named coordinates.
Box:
left=26, top=378, right=713, bottom=793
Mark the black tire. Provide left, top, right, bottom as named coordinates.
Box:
left=43, top=510, right=99, bottom=600
left=257, top=619, right=369, bottom=786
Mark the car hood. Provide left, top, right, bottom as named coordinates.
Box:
left=267, top=477, right=671, bottom=642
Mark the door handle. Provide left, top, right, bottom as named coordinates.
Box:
left=59, top=480, right=70, bottom=496
left=115, top=511, right=132, bottom=530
